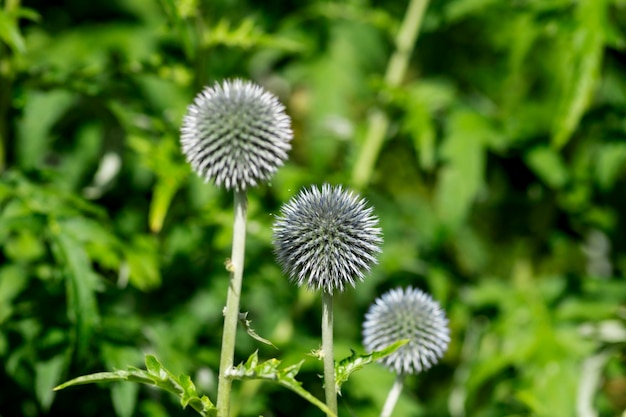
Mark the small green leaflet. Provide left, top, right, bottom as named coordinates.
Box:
left=54, top=355, right=216, bottom=417
left=227, top=351, right=336, bottom=417
left=334, top=339, right=408, bottom=392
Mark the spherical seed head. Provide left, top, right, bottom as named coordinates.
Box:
left=180, top=79, right=293, bottom=191
left=273, top=184, right=382, bottom=294
left=362, top=286, right=450, bottom=375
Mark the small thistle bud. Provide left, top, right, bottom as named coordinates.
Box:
left=273, top=184, right=382, bottom=293
left=180, top=79, right=293, bottom=191
left=363, top=287, right=450, bottom=375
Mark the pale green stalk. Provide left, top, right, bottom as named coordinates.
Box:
left=321, top=291, right=337, bottom=417
left=351, top=0, right=431, bottom=190
left=217, top=190, right=248, bottom=417
left=380, top=374, right=405, bottom=417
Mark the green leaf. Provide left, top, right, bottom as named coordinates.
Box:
left=595, top=142, right=626, bottom=190
left=551, top=0, right=606, bottom=148
left=0, top=265, right=29, bottom=324
left=35, top=354, right=67, bottom=410
left=525, top=146, right=568, bottom=188
left=334, top=339, right=408, bottom=391
left=123, top=236, right=161, bottom=291
left=16, top=91, right=75, bottom=169
left=52, top=232, right=100, bottom=359
left=110, top=382, right=139, bottom=417
left=0, top=9, right=26, bottom=53
left=239, top=312, right=278, bottom=349
left=227, top=351, right=336, bottom=417
left=435, top=110, right=490, bottom=229
left=55, top=355, right=216, bottom=417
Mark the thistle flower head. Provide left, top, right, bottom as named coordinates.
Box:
left=180, top=79, right=293, bottom=191
left=273, top=184, right=382, bottom=294
left=362, top=286, right=450, bottom=375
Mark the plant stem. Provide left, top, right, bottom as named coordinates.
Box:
left=351, top=0, right=431, bottom=190
left=380, top=374, right=405, bottom=417
left=216, top=190, right=248, bottom=417
left=321, top=291, right=337, bottom=417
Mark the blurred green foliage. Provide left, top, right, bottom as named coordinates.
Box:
left=1, top=0, right=626, bottom=416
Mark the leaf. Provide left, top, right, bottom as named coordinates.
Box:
left=110, top=382, right=139, bottom=417
left=123, top=236, right=161, bottom=291
left=525, top=146, right=568, bottom=188
left=16, top=91, right=75, bottom=169
left=35, top=353, right=67, bottom=411
left=334, top=339, right=408, bottom=391
left=435, top=110, right=490, bottom=230
left=0, top=265, right=29, bottom=324
left=595, top=142, right=626, bottom=190
left=227, top=351, right=336, bottom=417
left=239, top=312, right=278, bottom=349
left=52, top=232, right=100, bottom=359
left=55, top=355, right=216, bottom=417
left=551, top=0, right=606, bottom=148
left=101, top=343, right=143, bottom=417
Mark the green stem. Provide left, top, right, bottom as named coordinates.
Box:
left=216, top=190, right=248, bottom=417
left=321, top=291, right=337, bottom=417
left=380, top=374, right=405, bottom=417
left=351, top=0, right=431, bottom=190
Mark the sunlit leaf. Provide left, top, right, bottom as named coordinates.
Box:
left=227, top=351, right=336, bottom=417
left=55, top=355, right=216, bottom=417
left=334, top=339, right=408, bottom=391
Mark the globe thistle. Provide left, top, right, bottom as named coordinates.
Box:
left=363, top=286, right=450, bottom=375
left=180, top=79, right=293, bottom=191
left=273, top=184, right=382, bottom=294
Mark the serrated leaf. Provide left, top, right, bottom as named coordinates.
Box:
left=239, top=312, right=277, bottom=349
left=54, top=368, right=155, bottom=391
left=334, top=339, right=408, bottom=391
left=227, top=351, right=336, bottom=417
left=55, top=355, right=216, bottom=417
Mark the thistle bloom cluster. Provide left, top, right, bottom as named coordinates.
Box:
left=363, top=286, right=449, bottom=375
left=180, top=79, right=293, bottom=191
left=272, top=184, right=382, bottom=294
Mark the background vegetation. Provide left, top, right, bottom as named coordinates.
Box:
left=1, top=0, right=626, bottom=416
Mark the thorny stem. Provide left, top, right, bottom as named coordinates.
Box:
left=380, top=374, right=405, bottom=417
left=351, top=0, right=431, bottom=190
left=322, top=291, right=337, bottom=417
left=216, top=190, right=248, bottom=417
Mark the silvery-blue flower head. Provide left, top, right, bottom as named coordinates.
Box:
left=180, top=79, right=293, bottom=191
left=362, top=286, right=450, bottom=375
left=273, top=184, right=382, bottom=294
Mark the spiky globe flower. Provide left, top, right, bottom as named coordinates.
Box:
left=180, top=79, right=293, bottom=191
left=363, top=287, right=450, bottom=375
left=273, top=184, right=382, bottom=293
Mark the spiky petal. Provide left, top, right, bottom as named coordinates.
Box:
left=363, top=286, right=450, bottom=375
left=273, top=184, right=382, bottom=294
left=180, top=79, right=293, bottom=191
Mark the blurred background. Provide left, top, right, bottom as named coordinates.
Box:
left=1, top=0, right=626, bottom=416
